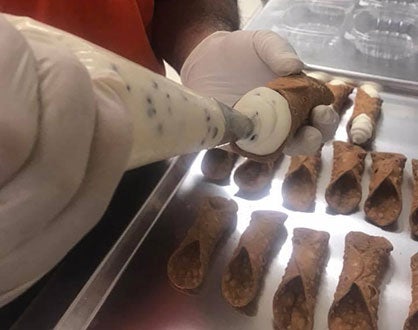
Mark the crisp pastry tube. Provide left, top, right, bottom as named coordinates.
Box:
left=310, top=77, right=354, bottom=142
left=328, top=231, right=393, bottom=330
left=234, top=159, right=279, bottom=195
left=404, top=253, right=418, bottom=330
left=364, top=151, right=407, bottom=227
left=222, top=210, right=287, bottom=307
left=167, top=196, right=238, bottom=290
left=231, top=74, right=334, bottom=163
left=410, top=159, right=418, bottom=238
left=325, top=141, right=367, bottom=214
left=201, top=149, right=238, bottom=182
left=326, top=80, right=354, bottom=115
left=347, top=84, right=383, bottom=147
left=273, top=228, right=329, bottom=330
left=282, top=150, right=321, bottom=212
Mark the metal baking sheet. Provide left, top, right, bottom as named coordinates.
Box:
left=71, top=81, right=418, bottom=330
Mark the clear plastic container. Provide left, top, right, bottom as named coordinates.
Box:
left=280, top=0, right=354, bottom=47
left=348, top=7, right=418, bottom=60
left=360, top=0, right=418, bottom=14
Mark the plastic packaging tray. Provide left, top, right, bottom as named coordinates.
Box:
left=247, top=0, right=418, bottom=82
left=346, top=6, right=418, bottom=60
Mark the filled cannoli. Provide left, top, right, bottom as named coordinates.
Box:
left=410, top=159, right=418, bottom=238
left=307, top=74, right=353, bottom=141
left=234, top=159, right=279, bottom=195
left=404, top=253, right=418, bottom=330
left=167, top=196, right=238, bottom=290
left=222, top=210, right=287, bottom=307
left=347, top=83, right=383, bottom=147
left=325, top=141, right=367, bottom=214
left=282, top=151, right=321, bottom=212
left=273, top=228, right=329, bottom=330
left=326, top=79, right=354, bottom=115
left=328, top=231, right=393, bottom=330
left=231, top=74, right=334, bottom=163
left=201, top=148, right=238, bottom=182
left=364, top=151, right=407, bottom=227
left=306, top=71, right=332, bottom=83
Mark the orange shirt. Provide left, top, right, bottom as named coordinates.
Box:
left=0, top=0, right=165, bottom=75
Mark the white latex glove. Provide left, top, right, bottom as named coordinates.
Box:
left=181, top=30, right=338, bottom=155
left=0, top=15, right=132, bottom=307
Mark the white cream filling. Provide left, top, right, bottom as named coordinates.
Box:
left=350, top=114, right=373, bottom=144
left=306, top=71, right=332, bottom=83
left=328, top=79, right=346, bottom=86
left=329, top=76, right=355, bottom=86
left=234, top=87, right=291, bottom=155
left=360, top=83, right=381, bottom=98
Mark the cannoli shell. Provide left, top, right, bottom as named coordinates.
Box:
left=326, top=83, right=354, bottom=115
left=167, top=196, right=238, bottom=290
left=282, top=150, right=321, bottom=212
left=234, top=159, right=278, bottom=194
left=410, top=159, right=418, bottom=238
left=325, top=141, right=367, bottom=214
left=404, top=253, right=418, bottom=330
left=347, top=88, right=383, bottom=146
left=273, top=228, right=329, bottom=330
left=222, top=210, right=287, bottom=307
left=328, top=231, right=393, bottom=330
left=231, top=73, right=334, bottom=163
left=364, top=151, right=407, bottom=227
left=201, top=149, right=238, bottom=181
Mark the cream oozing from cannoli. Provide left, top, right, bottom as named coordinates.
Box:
left=349, top=83, right=381, bottom=145
left=327, top=78, right=355, bottom=114
left=361, top=83, right=380, bottom=98
left=306, top=71, right=332, bottom=83
left=234, top=87, right=292, bottom=156
left=351, top=114, right=374, bottom=144
left=232, top=74, right=334, bottom=162
left=328, top=79, right=347, bottom=86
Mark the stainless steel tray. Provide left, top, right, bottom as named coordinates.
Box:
left=55, top=71, right=418, bottom=330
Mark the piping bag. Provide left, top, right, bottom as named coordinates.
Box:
left=6, top=15, right=332, bottom=169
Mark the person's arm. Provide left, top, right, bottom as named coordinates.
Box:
left=152, top=0, right=240, bottom=72
left=152, top=1, right=339, bottom=155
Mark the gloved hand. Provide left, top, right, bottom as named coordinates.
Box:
left=181, top=30, right=339, bottom=155
left=0, top=14, right=132, bottom=307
